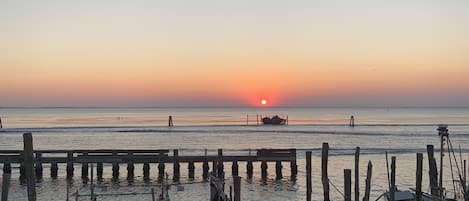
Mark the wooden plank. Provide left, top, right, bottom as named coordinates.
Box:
left=23, top=133, right=36, bottom=201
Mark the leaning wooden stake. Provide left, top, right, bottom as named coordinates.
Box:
left=362, top=161, right=372, bottom=201
left=355, top=147, right=360, bottom=201
left=344, top=169, right=352, bottom=201
left=23, top=133, right=36, bottom=201
left=416, top=153, right=423, bottom=201
left=1, top=173, right=11, bottom=201
left=322, top=143, right=330, bottom=201
left=306, top=151, right=312, bottom=201
left=390, top=156, right=396, bottom=201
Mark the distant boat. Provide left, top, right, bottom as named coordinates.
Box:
left=262, top=115, right=286, bottom=125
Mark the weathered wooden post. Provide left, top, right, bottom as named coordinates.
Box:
left=355, top=147, right=360, bottom=201
left=416, top=153, right=423, bottom=201
left=290, top=149, right=298, bottom=177
left=261, top=160, right=268, bottom=179
left=232, top=160, right=239, bottom=177
left=247, top=149, right=253, bottom=178
left=256, top=115, right=259, bottom=126
left=173, top=149, right=180, bottom=180
left=158, top=160, right=165, bottom=181
left=464, top=160, right=467, bottom=190
left=426, top=145, right=439, bottom=196
left=143, top=162, right=150, bottom=180
left=112, top=151, right=119, bottom=179
left=127, top=152, right=134, bottom=179
left=90, top=163, right=95, bottom=201
left=66, top=151, right=74, bottom=178
left=349, top=115, right=355, bottom=127
left=234, top=176, right=241, bottom=201
left=1, top=172, right=11, bottom=201
left=203, top=149, right=209, bottom=180
left=275, top=161, right=282, bottom=179
left=0, top=116, right=3, bottom=129
left=390, top=156, right=396, bottom=201
left=151, top=188, right=156, bottom=201
left=81, top=152, right=89, bottom=179
left=34, top=152, right=43, bottom=179
left=306, top=151, right=312, bottom=201
left=97, top=162, right=103, bottom=179
left=345, top=169, right=352, bottom=201
left=217, top=149, right=224, bottom=178
left=188, top=161, right=195, bottom=179
left=168, top=116, right=173, bottom=127
left=50, top=162, right=58, bottom=178
left=23, top=133, right=36, bottom=201
left=363, top=161, right=373, bottom=201
left=20, top=162, right=25, bottom=180
left=322, top=143, right=330, bottom=201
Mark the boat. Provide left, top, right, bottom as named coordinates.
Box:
left=262, top=115, right=286, bottom=125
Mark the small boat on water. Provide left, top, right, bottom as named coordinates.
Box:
left=262, top=115, right=287, bottom=125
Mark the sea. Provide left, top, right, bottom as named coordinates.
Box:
left=1, top=107, right=469, bottom=201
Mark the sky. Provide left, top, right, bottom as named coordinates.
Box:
left=1, top=0, right=469, bottom=107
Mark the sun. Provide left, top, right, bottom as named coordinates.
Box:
left=260, top=99, right=267, bottom=105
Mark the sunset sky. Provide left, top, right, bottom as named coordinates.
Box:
left=1, top=1, right=469, bottom=107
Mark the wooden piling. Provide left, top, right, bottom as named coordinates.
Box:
left=173, top=149, right=180, bottom=180
left=390, top=156, right=396, bottom=201
left=143, top=162, right=150, bottom=180
left=23, top=133, right=36, bottom=201
left=0, top=117, right=2, bottom=129
left=256, top=115, right=259, bottom=126
left=416, top=153, right=423, bottom=201
left=322, top=143, right=330, bottom=201
left=51, top=162, right=58, bottom=178
left=290, top=149, right=298, bottom=177
left=350, top=116, right=355, bottom=127
left=203, top=158, right=209, bottom=180
left=188, top=161, right=195, bottom=179
left=354, top=147, right=360, bottom=201
left=464, top=160, right=467, bottom=191
left=20, top=162, right=25, bottom=180
left=158, top=161, right=165, bottom=181
left=261, top=160, right=268, bottom=179
left=275, top=161, right=282, bottom=179
left=151, top=188, right=155, bottom=201
left=90, top=163, right=95, bottom=201
left=169, top=116, right=173, bottom=126
left=34, top=152, right=43, bottom=179
left=306, top=151, right=312, bottom=201
left=97, top=162, right=103, bottom=179
left=234, top=176, right=241, bottom=201
left=112, top=151, right=119, bottom=179
left=345, top=169, right=352, bottom=201
left=3, top=163, right=11, bottom=174
left=232, top=160, right=239, bottom=177
left=127, top=152, right=134, bottom=179
left=217, top=149, right=224, bottom=178
left=363, top=161, right=372, bottom=201
left=1, top=173, right=10, bottom=201
left=81, top=152, right=89, bottom=179
left=247, top=160, right=253, bottom=178
left=66, top=151, right=74, bottom=178
left=426, top=145, right=439, bottom=196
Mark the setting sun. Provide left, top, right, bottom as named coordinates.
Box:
left=261, top=99, right=267, bottom=105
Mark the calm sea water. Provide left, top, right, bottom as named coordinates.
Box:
left=1, top=107, right=469, bottom=201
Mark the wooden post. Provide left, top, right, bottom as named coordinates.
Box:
left=354, top=147, right=360, bottom=201
left=344, top=169, right=352, bottom=201
left=112, top=151, right=119, bottom=179
left=173, top=149, right=180, bottom=180
left=464, top=160, right=467, bottom=191
left=81, top=152, right=88, bottom=179
left=261, top=160, right=268, bottom=180
left=350, top=115, right=355, bottom=127
left=290, top=149, right=298, bottom=177
left=168, top=116, right=173, bottom=127
left=203, top=152, right=209, bottom=180
left=306, top=151, right=312, bottom=201
left=34, top=152, right=43, bottom=179
left=247, top=160, right=253, bottom=178
left=416, top=153, right=423, bottom=201
left=97, top=162, right=103, bottom=180
left=90, top=163, right=95, bottom=201
left=232, top=160, right=239, bottom=177
left=426, top=145, right=439, bottom=196
left=1, top=173, right=11, bottom=201
left=246, top=115, right=249, bottom=125
left=66, top=151, right=74, bottom=178
left=127, top=152, right=134, bottom=179
left=23, top=133, right=36, bottom=201
left=50, top=162, right=58, bottom=178
left=256, top=115, right=259, bottom=126
left=151, top=188, right=156, bottom=201
left=363, top=161, right=372, bottom=201
left=230, top=186, right=233, bottom=201
left=234, top=176, right=241, bottom=201
left=158, top=160, right=165, bottom=181
left=322, top=143, right=330, bottom=201
left=143, top=162, right=150, bottom=180
left=275, top=161, right=282, bottom=179
left=188, top=161, right=195, bottom=179
left=217, top=149, right=224, bottom=178
left=390, top=156, right=396, bottom=201
left=0, top=116, right=2, bottom=129
left=20, top=162, right=25, bottom=180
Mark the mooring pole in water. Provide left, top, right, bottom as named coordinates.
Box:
left=168, top=116, right=173, bottom=127
left=234, top=176, right=241, bottom=201
left=90, top=163, right=95, bottom=201
left=0, top=116, right=3, bottom=129
left=256, top=115, right=259, bottom=126
left=322, top=143, right=330, bottom=201
left=426, top=145, right=439, bottom=196
left=390, top=156, right=396, bottom=201
left=355, top=147, right=360, bottom=201
left=349, top=115, right=355, bottom=127
left=23, top=133, right=36, bottom=201
left=306, top=151, right=312, bottom=201
left=345, top=169, right=352, bottom=201
left=416, top=153, right=423, bottom=201
left=363, top=161, right=372, bottom=201
left=1, top=172, right=11, bottom=201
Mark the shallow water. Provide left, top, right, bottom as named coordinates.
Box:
left=1, top=107, right=468, bottom=200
